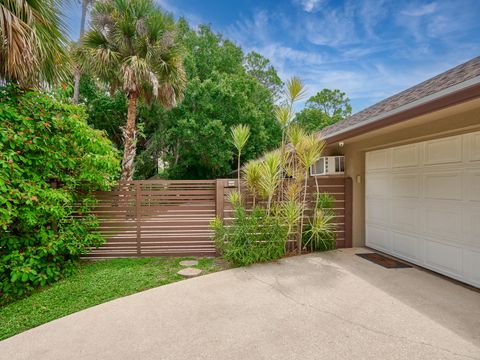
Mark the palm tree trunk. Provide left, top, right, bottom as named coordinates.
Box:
left=121, top=93, right=138, bottom=181
left=73, top=0, right=89, bottom=104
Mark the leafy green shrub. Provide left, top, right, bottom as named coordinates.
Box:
left=211, top=206, right=288, bottom=266
left=0, top=86, right=120, bottom=301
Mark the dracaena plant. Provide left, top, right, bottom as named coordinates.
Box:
left=230, top=124, right=251, bottom=194
left=243, top=160, right=261, bottom=207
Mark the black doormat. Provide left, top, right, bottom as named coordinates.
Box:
left=356, top=253, right=412, bottom=269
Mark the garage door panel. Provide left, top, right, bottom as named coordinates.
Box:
left=424, top=136, right=462, bottom=165
left=366, top=149, right=389, bottom=171
left=392, top=231, right=419, bottom=262
left=463, top=206, right=480, bottom=245
left=366, top=198, right=389, bottom=225
left=424, top=239, right=462, bottom=276
left=366, top=131, right=479, bottom=287
left=366, top=174, right=390, bottom=197
left=423, top=171, right=462, bottom=201
left=392, top=144, right=419, bottom=168
left=391, top=200, right=419, bottom=231
left=366, top=225, right=391, bottom=252
left=391, top=174, right=419, bottom=198
left=466, top=170, right=480, bottom=202
left=424, top=206, right=463, bottom=242
left=463, top=249, right=480, bottom=287
left=466, top=131, right=480, bottom=162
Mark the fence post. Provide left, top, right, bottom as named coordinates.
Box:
left=135, top=181, right=141, bottom=255
left=344, top=177, right=353, bottom=248
left=215, top=179, right=225, bottom=220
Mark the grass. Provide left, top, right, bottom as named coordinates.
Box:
left=0, top=257, right=225, bottom=341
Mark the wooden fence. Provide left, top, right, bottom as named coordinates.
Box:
left=88, top=177, right=352, bottom=258
left=89, top=180, right=217, bottom=257
left=218, top=177, right=352, bottom=251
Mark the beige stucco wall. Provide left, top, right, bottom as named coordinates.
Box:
left=320, top=97, right=480, bottom=247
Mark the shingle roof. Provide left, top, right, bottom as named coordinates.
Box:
left=321, top=56, right=480, bottom=138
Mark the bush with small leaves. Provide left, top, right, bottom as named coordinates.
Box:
left=211, top=205, right=288, bottom=266
left=0, top=86, right=120, bottom=301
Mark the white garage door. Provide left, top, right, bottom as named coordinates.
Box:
left=365, top=131, right=480, bottom=287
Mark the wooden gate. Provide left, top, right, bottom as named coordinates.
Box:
left=89, top=180, right=217, bottom=257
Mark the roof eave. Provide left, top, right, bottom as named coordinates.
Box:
left=324, top=76, right=480, bottom=145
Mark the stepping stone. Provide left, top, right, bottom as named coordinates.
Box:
left=177, top=267, right=203, bottom=277
left=179, top=260, right=198, bottom=267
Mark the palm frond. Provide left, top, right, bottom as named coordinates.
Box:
left=0, top=0, right=70, bottom=86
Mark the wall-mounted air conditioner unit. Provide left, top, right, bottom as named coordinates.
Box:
left=310, top=156, right=345, bottom=176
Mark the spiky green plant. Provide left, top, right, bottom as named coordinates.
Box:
left=258, top=150, right=282, bottom=213
left=281, top=200, right=303, bottom=237
left=276, top=77, right=307, bottom=202
left=243, top=160, right=261, bottom=207
left=294, top=133, right=325, bottom=252
left=287, top=123, right=307, bottom=151
left=285, top=76, right=308, bottom=102
left=228, top=190, right=242, bottom=209
left=231, top=124, right=251, bottom=194
left=303, top=209, right=336, bottom=251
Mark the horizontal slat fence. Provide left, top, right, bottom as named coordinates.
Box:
left=89, top=180, right=217, bottom=258
left=87, top=177, right=352, bottom=258
left=218, top=177, right=352, bottom=251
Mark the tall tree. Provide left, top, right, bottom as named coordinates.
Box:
left=135, top=24, right=281, bottom=180
left=0, top=0, right=69, bottom=86
left=295, top=89, right=352, bottom=132
left=72, top=0, right=91, bottom=103
left=244, top=51, right=283, bottom=101
left=82, top=0, right=186, bottom=180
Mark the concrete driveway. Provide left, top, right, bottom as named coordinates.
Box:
left=1, top=248, right=479, bottom=360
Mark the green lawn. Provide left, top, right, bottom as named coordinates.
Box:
left=0, top=257, right=224, bottom=341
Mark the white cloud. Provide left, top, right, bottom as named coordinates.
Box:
left=401, top=2, right=437, bottom=17
left=295, top=0, right=324, bottom=12
left=304, top=7, right=357, bottom=46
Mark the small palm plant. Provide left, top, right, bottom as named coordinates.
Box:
left=228, top=190, right=242, bottom=209
left=303, top=209, right=336, bottom=251
left=243, top=160, right=261, bottom=207
left=275, top=77, right=307, bottom=201
left=294, top=133, right=325, bottom=251
left=231, top=124, right=251, bottom=194
left=258, top=150, right=282, bottom=213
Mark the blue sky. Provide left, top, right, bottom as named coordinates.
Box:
left=65, top=0, right=480, bottom=112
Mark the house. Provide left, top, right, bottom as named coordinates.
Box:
left=315, top=56, right=480, bottom=287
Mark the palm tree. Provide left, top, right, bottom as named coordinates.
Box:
left=0, top=0, right=69, bottom=86
left=230, top=124, right=250, bottom=194
left=72, top=0, right=92, bottom=104
left=82, top=0, right=186, bottom=180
